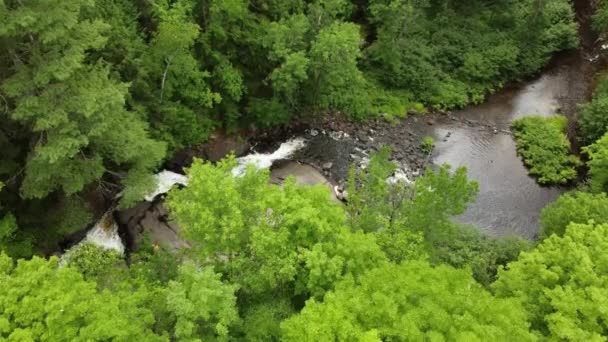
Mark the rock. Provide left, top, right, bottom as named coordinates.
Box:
left=117, top=201, right=189, bottom=252
left=322, top=162, right=333, bottom=170
left=427, top=119, right=435, bottom=126
left=204, top=136, right=250, bottom=162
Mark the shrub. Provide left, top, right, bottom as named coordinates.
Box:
left=578, top=76, right=608, bottom=145
left=511, top=116, right=581, bottom=184
left=583, top=132, right=608, bottom=193
left=540, top=192, right=608, bottom=239
left=420, top=136, right=435, bottom=153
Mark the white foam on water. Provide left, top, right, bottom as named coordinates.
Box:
left=387, top=169, right=412, bottom=185
left=71, top=138, right=306, bottom=258
left=83, top=212, right=125, bottom=255
left=231, top=138, right=307, bottom=176
left=144, top=170, right=189, bottom=202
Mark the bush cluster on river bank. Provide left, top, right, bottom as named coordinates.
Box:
left=511, top=116, right=581, bottom=184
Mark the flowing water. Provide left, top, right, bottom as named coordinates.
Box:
left=82, top=212, right=125, bottom=254
left=431, top=53, right=595, bottom=238
left=231, top=138, right=307, bottom=176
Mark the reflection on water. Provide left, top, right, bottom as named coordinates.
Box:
left=432, top=71, right=571, bottom=238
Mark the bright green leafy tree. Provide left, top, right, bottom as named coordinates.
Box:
left=0, top=253, right=163, bottom=341
left=167, top=157, right=387, bottom=299
left=540, top=191, right=608, bottom=239
left=166, top=262, right=239, bottom=341
left=494, top=222, right=608, bottom=340
left=584, top=132, right=608, bottom=193
left=282, top=261, right=535, bottom=341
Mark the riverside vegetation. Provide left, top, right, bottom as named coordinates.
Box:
left=1, top=0, right=608, bottom=341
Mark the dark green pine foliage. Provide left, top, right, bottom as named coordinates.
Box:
left=0, top=0, right=165, bottom=251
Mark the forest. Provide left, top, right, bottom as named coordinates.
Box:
left=1, top=0, right=608, bottom=341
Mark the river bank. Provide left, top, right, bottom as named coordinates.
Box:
left=61, top=0, right=606, bottom=254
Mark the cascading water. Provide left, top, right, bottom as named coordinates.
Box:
left=65, top=138, right=308, bottom=256
left=144, top=170, right=189, bottom=202
left=231, top=138, right=307, bottom=176
left=83, top=212, right=125, bottom=254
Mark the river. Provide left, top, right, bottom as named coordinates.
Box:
left=66, top=1, right=601, bottom=254
left=286, top=51, right=599, bottom=239
left=432, top=61, right=576, bottom=238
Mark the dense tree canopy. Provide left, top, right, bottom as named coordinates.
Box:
left=0, top=253, right=163, bottom=341
left=495, top=222, right=608, bottom=340
left=0, top=0, right=580, bottom=254
left=584, top=132, right=608, bottom=193
left=1, top=0, right=607, bottom=340
left=282, top=261, right=535, bottom=341
left=167, top=157, right=387, bottom=299
left=540, top=191, right=608, bottom=239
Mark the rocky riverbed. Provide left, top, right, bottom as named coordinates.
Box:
left=64, top=0, right=606, bottom=254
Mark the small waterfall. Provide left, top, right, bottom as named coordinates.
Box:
left=144, top=170, right=189, bottom=202
left=231, top=138, right=307, bottom=176
left=64, top=138, right=307, bottom=257
left=83, top=212, right=125, bottom=254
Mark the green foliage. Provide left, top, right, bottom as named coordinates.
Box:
left=282, top=261, right=535, bottom=341
left=431, top=225, right=532, bottom=287
left=540, top=192, right=608, bottom=239
left=0, top=0, right=165, bottom=203
left=63, top=243, right=125, bottom=288
left=366, top=0, right=578, bottom=108
left=247, top=97, right=291, bottom=127
left=135, top=0, right=220, bottom=151
left=0, top=0, right=583, bottom=252
left=0, top=212, right=32, bottom=259
left=0, top=183, right=32, bottom=258
left=0, top=253, right=162, bottom=341
left=167, top=262, right=239, bottom=340
left=593, top=0, right=608, bottom=35
left=167, top=157, right=387, bottom=298
left=511, top=115, right=581, bottom=184
left=583, top=132, right=608, bottom=193
left=238, top=298, right=294, bottom=341
left=494, top=222, right=608, bottom=340
left=309, top=21, right=370, bottom=118
left=129, top=234, right=181, bottom=286
left=578, top=76, right=608, bottom=145
left=347, top=148, right=479, bottom=256
left=420, top=136, right=435, bottom=153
